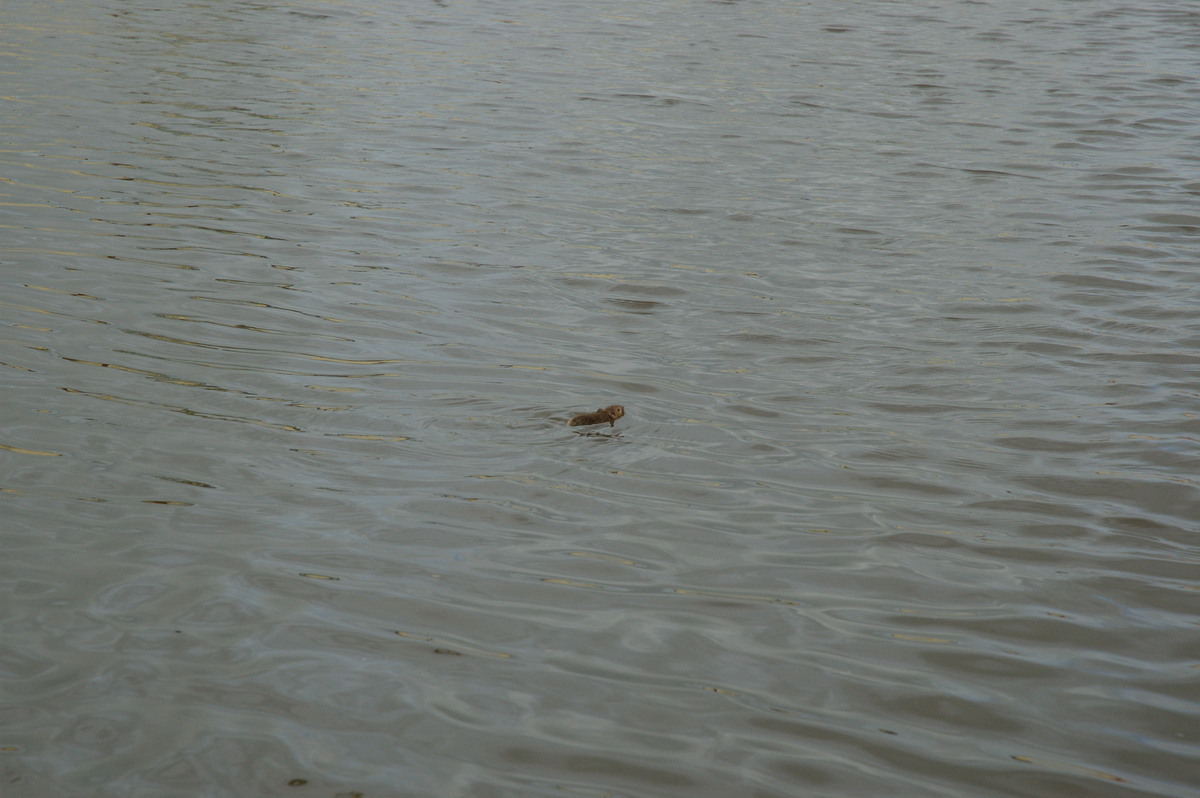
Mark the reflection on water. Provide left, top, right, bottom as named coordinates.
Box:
left=2, top=0, right=1198, bottom=796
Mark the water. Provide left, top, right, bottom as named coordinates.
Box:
left=2, top=0, right=1198, bottom=796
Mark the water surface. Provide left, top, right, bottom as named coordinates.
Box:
left=2, top=1, right=1198, bottom=796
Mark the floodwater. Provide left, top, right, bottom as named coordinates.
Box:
left=2, top=0, right=1198, bottom=796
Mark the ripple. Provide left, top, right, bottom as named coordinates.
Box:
left=4, top=0, right=1200, bottom=796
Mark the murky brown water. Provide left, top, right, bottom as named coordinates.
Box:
left=3, top=1, right=1198, bottom=796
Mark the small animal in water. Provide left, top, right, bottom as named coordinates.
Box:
left=568, top=405, right=625, bottom=428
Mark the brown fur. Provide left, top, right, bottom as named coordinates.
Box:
left=568, top=405, right=625, bottom=427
